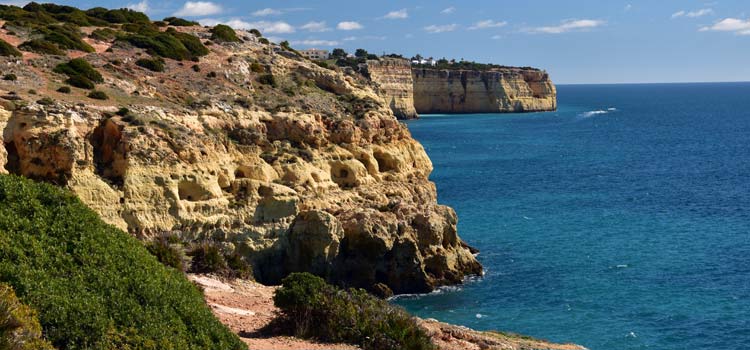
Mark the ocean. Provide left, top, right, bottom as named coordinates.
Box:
left=394, top=83, right=750, bottom=350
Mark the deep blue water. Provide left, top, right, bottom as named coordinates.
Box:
left=395, top=83, right=750, bottom=350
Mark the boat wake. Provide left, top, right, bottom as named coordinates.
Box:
left=580, top=107, right=617, bottom=118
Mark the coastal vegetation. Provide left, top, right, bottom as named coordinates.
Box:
left=54, top=58, right=103, bottom=89
left=0, top=39, right=21, bottom=57
left=210, top=24, right=241, bottom=43
left=0, top=175, right=246, bottom=350
left=0, top=284, right=54, bottom=350
left=274, top=273, right=435, bottom=350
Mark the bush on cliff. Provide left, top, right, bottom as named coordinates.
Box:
left=17, top=39, right=65, bottom=56
left=210, top=24, right=241, bottom=43
left=274, top=272, right=435, bottom=350
left=186, top=243, right=254, bottom=280
left=136, top=57, right=165, bottom=72
left=0, top=283, right=55, bottom=350
left=0, top=38, right=21, bottom=57
left=54, top=58, right=103, bottom=89
left=0, top=175, right=246, bottom=350
left=163, top=16, right=199, bottom=26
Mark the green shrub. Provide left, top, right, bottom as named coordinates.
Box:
left=121, top=22, right=160, bottom=35
left=249, top=29, right=261, bottom=38
left=135, top=57, right=165, bottom=72
left=207, top=71, right=217, bottom=78
left=250, top=62, right=264, bottom=73
left=0, top=175, right=246, bottom=350
left=86, top=7, right=149, bottom=24
left=167, top=28, right=209, bottom=58
left=163, top=16, right=199, bottom=26
left=225, top=253, right=253, bottom=280
left=192, top=64, right=201, bottom=72
left=210, top=24, right=241, bottom=43
left=2, top=74, right=16, bottom=81
left=188, top=243, right=227, bottom=274
left=65, top=75, right=94, bottom=89
left=36, top=24, right=94, bottom=52
left=54, top=58, right=103, bottom=89
left=259, top=37, right=269, bottom=45
left=87, top=90, right=108, bottom=100
left=115, top=107, right=129, bottom=116
left=275, top=273, right=435, bottom=350
left=89, top=27, right=118, bottom=41
left=36, top=97, right=53, bottom=105
left=145, top=237, right=187, bottom=272
left=17, top=39, right=65, bottom=55
left=56, top=86, right=71, bottom=93
left=187, top=243, right=253, bottom=279
left=0, top=38, right=21, bottom=57
left=257, top=73, right=276, bottom=87
left=121, top=31, right=204, bottom=60
left=0, top=283, right=55, bottom=350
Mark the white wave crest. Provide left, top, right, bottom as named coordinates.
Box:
left=581, top=110, right=609, bottom=118
left=580, top=107, right=617, bottom=118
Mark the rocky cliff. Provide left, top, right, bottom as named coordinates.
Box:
left=412, top=67, right=557, bottom=114
left=0, top=21, right=481, bottom=295
left=364, top=58, right=418, bottom=119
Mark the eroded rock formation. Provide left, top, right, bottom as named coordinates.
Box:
left=365, top=58, right=557, bottom=118
left=364, top=58, right=418, bottom=119
left=412, top=67, right=556, bottom=114
left=0, top=25, right=481, bottom=294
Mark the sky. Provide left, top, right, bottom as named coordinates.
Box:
left=13, top=0, right=750, bottom=84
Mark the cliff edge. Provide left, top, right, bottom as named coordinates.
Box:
left=364, top=58, right=418, bottom=119
left=412, top=67, right=557, bottom=114
left=0, top=16, right=480, bottom=294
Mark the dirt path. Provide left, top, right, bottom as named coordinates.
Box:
left=188, top=275, right=359, bottom=350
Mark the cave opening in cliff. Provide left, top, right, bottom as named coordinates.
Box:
left=91, top=119, right=126, bottom=188
left=3, top=141, right=20, bottom=174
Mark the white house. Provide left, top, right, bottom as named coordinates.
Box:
left=299, top=49, right=330, bottom=60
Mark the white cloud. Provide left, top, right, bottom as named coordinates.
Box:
left=300, top=21, right=330, bottom=32
left=424, top=24, right=458, bottom=33
left=672, top=8, right=713, bottom=19
left=341, top=35, right=385, bottom=42
left=252, top=8, right=282, bottom=16
left=441, top=7, right=455, bottom=14
left=126, top=0, right=149, bottom=13
left=0, top=1, right=30, bottom=5
left=491, top=35, right=503, bottom=40
left=700, top=18, right=750, bottom=35
left=468, top=20, right=507, bottom=30
left=337, top=21, right=363, bottom=30
left=382, top=9, right=408, bottom=19
left=291, top=39, right=339, bottom=46
left=246, top=21, right=295, bottom=34
left=174, top=1, right=222, bottom=17
left=527, top=19, right=605, bottom=34
left=625, top=4, right=632, bottom=11
left=199, top=18, right=295, bottom=33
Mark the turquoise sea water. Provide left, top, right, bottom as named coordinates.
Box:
left=394, top=83, right=750, bottom=350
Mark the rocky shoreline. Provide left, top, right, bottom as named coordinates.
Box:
left=191, top=274, right=586, bottom=350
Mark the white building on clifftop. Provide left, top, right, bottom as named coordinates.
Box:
left=299, top=48, right=329, bottom=60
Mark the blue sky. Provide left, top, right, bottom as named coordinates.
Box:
left=20, top=0, right=750, bottom=84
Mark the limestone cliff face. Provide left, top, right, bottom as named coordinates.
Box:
left=364, top=59, right=418, bottom=120
left=0, top=26, right=481, bottom=294
left=412, top=68, right=557, bottom=114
